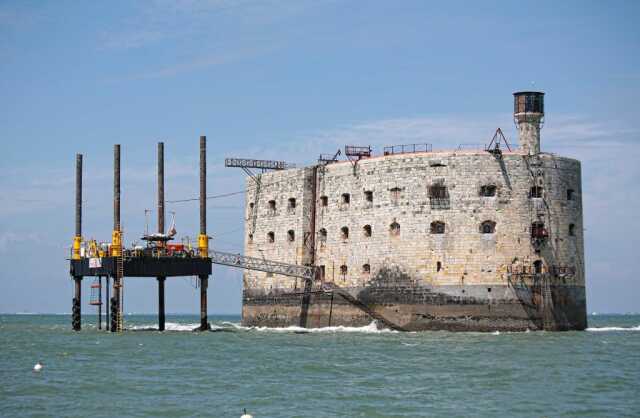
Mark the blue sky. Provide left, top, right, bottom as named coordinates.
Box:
left=1, top=0, right=638, bottom=314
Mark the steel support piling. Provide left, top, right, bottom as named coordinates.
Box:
left=112, top=144, right=122, bottom=332
left=158, top=277, right=166, bottom=331
left=198, top=136, right=210, bottom=331
left=199, top=275, right=209, bottom=330
left=72, top=154, right=83, bottom=331
left=157, top=142, right=166, bottom=331
left=72, top=277, right=81, bottom=331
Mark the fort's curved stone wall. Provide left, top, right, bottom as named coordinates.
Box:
left=241, top=149, right=586, bottom=331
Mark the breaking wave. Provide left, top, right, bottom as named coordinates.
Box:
left=586, top=325, right=640, bottom=332
left=125, top=321, right=395, bottom=333
left=128, top=322, right=227, bottom=332
left=231, top=321, right=397, bottom=334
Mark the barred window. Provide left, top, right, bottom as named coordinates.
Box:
left=530, top=186, right=543, bottom=198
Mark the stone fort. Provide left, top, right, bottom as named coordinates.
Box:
left=241, top=91, right=586, bottom=331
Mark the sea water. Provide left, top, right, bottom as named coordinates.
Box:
left=1, top=314, right=639, bottom=417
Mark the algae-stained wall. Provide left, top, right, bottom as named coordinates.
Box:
left=243, top=150, right=584, bottom=294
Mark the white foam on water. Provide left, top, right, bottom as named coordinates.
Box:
left=128, top=322, right=200, bottom=331
left=492, top=331, right=501, bottom=335
left=127, top=322, right=229, bottom=332
left=232, top=321, right=397, bottom=334
left=586, top=325, right=640, bottom=332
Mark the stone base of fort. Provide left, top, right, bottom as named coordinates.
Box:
left=242, top=284, right=587, bottom=332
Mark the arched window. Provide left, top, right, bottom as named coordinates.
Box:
left=430, top=221, right=445, bottom=234
left=318, top=228, right=327, bottom=242
left=248, top=233, right=254, bottom=244
left=390, top=221, right=400, bottom=236
left=340, top=265, right=348, bottom=276
left=480, top=185, right=496, bottom=197
left=320, top=196, right=328, bottom=207
left=362, top=264, right=370, bottom=274
left=268, top=200, right=276, bottom=214
left=530, top=186, right=543, bottom=198
left=267, top=231, right=275, bottom=243
left=287, top=230, right=295, bottom=242
left=390, top=187, right=401, bottom=202
left=341, top=193, right=350, bottom=204
left=363, top=225, right=372, bottom=237
left=341, top=226, right=349, bottom=240
left=480, top=220, right=496, bottom=234
left=569, top=224, right=576, bottom=236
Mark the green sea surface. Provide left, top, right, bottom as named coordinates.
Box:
left=1, top=314, right=639, bottom=417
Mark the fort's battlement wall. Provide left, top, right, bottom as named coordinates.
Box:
left=244, top=151, right=583, bottom=295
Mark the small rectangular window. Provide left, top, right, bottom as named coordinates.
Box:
left=567, top=189, right=575, bottom=201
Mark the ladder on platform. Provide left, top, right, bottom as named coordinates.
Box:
left=115, top=255, right=124, bottom=332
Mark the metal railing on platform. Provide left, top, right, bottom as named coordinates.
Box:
left=383, top=143, right=432, bottom=155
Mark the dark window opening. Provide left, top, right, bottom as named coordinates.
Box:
left=531, top=222, right=548, bottom=239
left=533, top=260, right=543, bottom=274
left=341, top=193, right=351, bottom=204
left=287, top=230, right=295, bottom=242
left=390, top=221, right=400, bottom=236
left=480, top=185, right=496, bottom=197
left=430, top=221, right=445, bottom=234
left=436, top=261, right=442, bottom=272
left=569, top=224, right=576, bottom=236
left=341, top=226, right=349, bottom=240
left=487, top=287, right=492, bottom=293
left=362, top=264, right=370, bottom=274
left=267, top=231, right=275, bottom=243
left=363, top=225, right=372, bottom=237
left=248, top=233, right=253, bottom=243
left=288, top=198, right=296, bottom=210
left=429, top=183, right=450, bottom=209
left=480, top=220, right=496, bottom=234
left=268, top=200, right=276, bottom=213
left=318, top=228, right=327, bottom=242
left=567, top=189, right=575, bottom=201
left=530, top=186, right=543, bottom=198
left=319, top=265, right=326, bottom=280
left=364, top=190, right=373, bottom=203
left=340, top=265, right=348, bottom=276
left=320, top=196, right=328, bottom=207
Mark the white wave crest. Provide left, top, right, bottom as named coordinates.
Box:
left=236, top=321, right=397, bottom=334
left=586, top=325, right=640, bottom=332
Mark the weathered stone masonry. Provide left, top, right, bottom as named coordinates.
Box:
left=242, top=92, right=587, bottom=331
